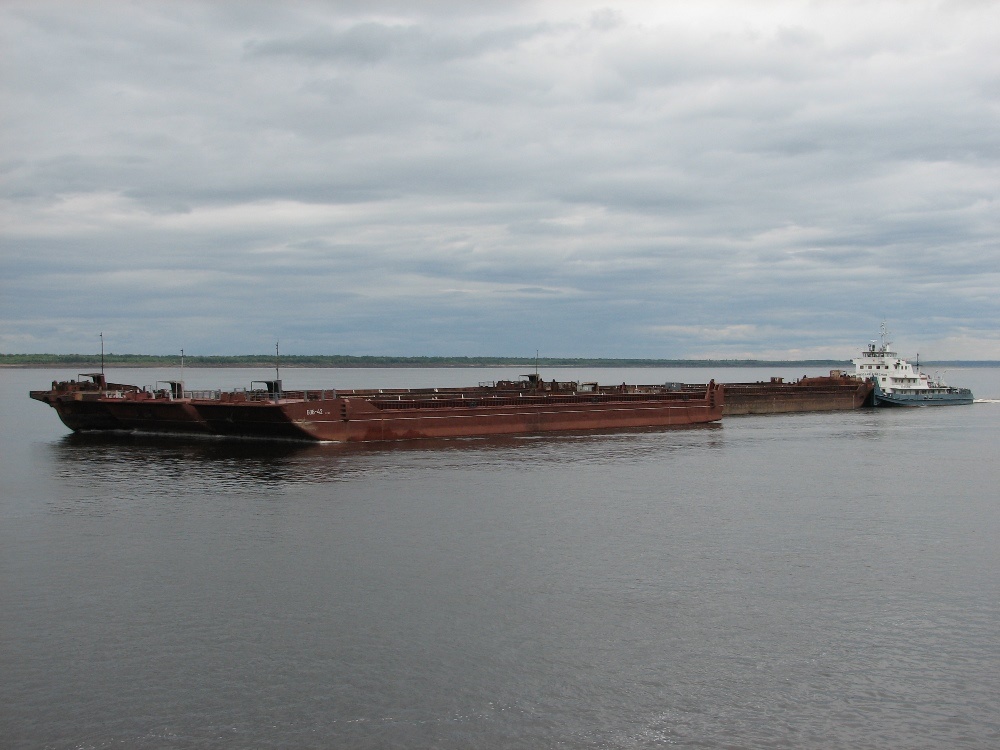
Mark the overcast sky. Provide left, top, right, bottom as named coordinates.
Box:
left=2, top=1, right=998, bottom=359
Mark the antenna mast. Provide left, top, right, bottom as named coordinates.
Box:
left=879, top=321, right=891, bottom=351
left=100, top=332, right=104, bottom=375
left=275, top=340, right=282, bottom=400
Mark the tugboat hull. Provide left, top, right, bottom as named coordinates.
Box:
left=871, top=380, right=974, bottom=406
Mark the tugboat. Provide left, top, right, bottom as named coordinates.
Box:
left=852, top=323, right=974, bottom=406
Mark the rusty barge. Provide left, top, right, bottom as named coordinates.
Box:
left=30, top=373, right=724, bottom=442
left=722, top=371, right=874, bottom=415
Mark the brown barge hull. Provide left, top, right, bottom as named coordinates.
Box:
left=30, top=374, right=141, bottom=431
left=31, top=376, right=724, bottom=443
left=722, top=373, right=873, bottom=415
left=102, top=398, right=212, bottom=434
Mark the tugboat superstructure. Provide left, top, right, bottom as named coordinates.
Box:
left=852, top=323, right=974, bottom=406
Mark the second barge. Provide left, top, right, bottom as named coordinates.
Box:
left=722, top=371, right=874, bottom=415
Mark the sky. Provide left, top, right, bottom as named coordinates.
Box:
left=2, top=0, right=998, bottom=360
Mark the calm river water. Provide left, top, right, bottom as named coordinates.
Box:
left=2, top=366, right=999, bottom=749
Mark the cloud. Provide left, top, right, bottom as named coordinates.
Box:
left=2, top=0, right=999, bottom=358
left=244, top=20, right=561, bottom=66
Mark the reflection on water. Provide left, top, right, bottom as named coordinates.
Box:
left=48, top=423, right=725, bottom=495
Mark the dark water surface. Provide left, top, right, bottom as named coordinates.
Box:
left=3, top=367, right=999, bottom=749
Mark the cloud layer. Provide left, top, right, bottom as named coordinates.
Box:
left=3, top=0, right=998, bottom=359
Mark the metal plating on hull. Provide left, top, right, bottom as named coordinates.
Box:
left=31, top=373, right=724, bottom=443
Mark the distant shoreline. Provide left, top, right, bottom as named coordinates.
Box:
left=3, top=354, right=998, bottom=368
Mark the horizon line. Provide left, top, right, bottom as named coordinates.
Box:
left=3, top=353, right=999, bottom=368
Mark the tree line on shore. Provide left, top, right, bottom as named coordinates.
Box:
left=2, top=353, right=851, bottom=368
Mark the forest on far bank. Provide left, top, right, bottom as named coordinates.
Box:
left=9, top=355, right=998, bottom=367
left=0, top=353, right=862, bottom=368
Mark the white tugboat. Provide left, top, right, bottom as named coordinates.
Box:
left=852, top=323, right=974, bottom=406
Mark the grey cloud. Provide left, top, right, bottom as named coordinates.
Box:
left=589, top=8, right=624, bottom=32
left=244, top=20, right=560, bottom=65
left=2, top=0, right=999, bottom=358
left=246, top=24, right=423, bottom=64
